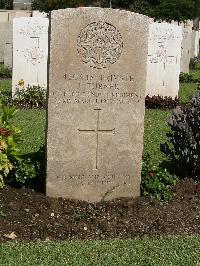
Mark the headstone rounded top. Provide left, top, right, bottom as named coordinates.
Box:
left=77, top=21, right=123, bottom=69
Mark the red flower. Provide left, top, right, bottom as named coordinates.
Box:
left=148, top=172, right=156, bottom=177
left=0, top=128, right=12, bottom=137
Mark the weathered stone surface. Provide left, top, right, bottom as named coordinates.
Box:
left=46, top=8, right=149, bottom=202
left=12, top=17, right=49, bottom=95
left=180, top=22, right=192, bottom=73
left=191, top=30, right=199, bottom=59
left=0, top=11, right=8, bottom=22
left=8, top=10, right=32, bottom=21
left=0, top=11, right=9, bottom=63
left=32, top=11, right=48, bottom=18
left=4, top=22, right=13, bottom=68
left=146, top=22, right=182, bottom=98
left=2, top=11, right=32, bottom=68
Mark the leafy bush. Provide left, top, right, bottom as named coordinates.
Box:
left=8, top=145, right=45, bottom=191
left=32, top=0, right=195, bottom=23
left=145, top=95, right=179, bottom=110
left=0, top=101, right=21, bottom=188
left=189, top=57, right=200, bottom=70
left=0, top=0, right=13, bottom=9
left=141, top=154, right=177, bottom=201
left=150, top=0, right=194, bottom=22
left=13, top=84, right=46, bottom=109
left=161, top=92, right=200, bottom=178
left=0, top=64, right=12, bottom=79
left=32, top=0, right=82, bottom=11
left=179, top=72, right=193, bottom=83
left=180, top=72, right=200, bottom=84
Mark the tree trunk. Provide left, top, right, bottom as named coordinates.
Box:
left=193, top=0, right=200, bottom=30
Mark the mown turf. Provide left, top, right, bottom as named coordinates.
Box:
left=12, top=109, right=46, bottom=155
left=0, top=79, right=12, bottom=94
left=144, top=109, right=171, bottom=165
left=10, top=108, right=171, bottom=166
left=179, top=82, right=198, bottom=104
left=1, top=236, right=200, bottom=266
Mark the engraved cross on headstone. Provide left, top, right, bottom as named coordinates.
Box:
left=148, top=42, right=177, bottom=86
left=78, top=109, right=115, bottom=170
left=30, top=36, right=40, bottom=83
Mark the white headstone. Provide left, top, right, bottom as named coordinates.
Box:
left=190, top=30, right=199, bottom=58
left=12, top=17, right=49, bottom=95
left=3, top=11, right=32, bottom=68
left=146, top=22, right=182, bottom=98
left=8, top=10, right=32, bottom=21
left=0, top=11, right=9, bottom=22
left=0, top=11, right=9, bottom=63
left=180, top=22, right=192, bottom=73
left=32, top=11, right=48, bottom=18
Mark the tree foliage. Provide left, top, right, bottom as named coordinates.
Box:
left=31, top=0, right=196, bottom=23
left=150, top=0, right=195, bottom=22
left=0, top=0, right=13, bottom=9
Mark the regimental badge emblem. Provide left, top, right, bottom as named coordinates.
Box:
left=77, top=21, right=123, bottom=69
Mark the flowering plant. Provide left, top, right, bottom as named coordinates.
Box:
left=0, top=100, right=21, bottom=188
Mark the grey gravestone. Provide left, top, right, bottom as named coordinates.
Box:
left=4, top=22, right=13, bottom=68
left=0, top=12, right=9, bottom=63
left=46, top=8, right=149, bottom=202
left=180, top=22, right=192, bottom=73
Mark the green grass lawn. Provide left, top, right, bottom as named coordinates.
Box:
left=1, top=236, right=200, bottom=266
left=179, top=82, right=198, bottom=103
left=12, top=108, right=170, bottom=165
left=0, top=76, right=198, bottom=165
left=13, top=109, right=46, bottom=155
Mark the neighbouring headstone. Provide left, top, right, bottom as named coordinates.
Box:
left=191, top=30, right=199, bottom=58
left=4, top=22, right=13, bottom=68
left=0, top=11, right=8, bottom=22
left=0, top=11, right=9, bottom=63
left=180, top=22, right=192, bottom=73
left=32, top=11, right=48, bottom=18
left=12, top=17, right=49, bottom=95
left=146, top=22, right=182, bottom=98
left=46, top=8, right=149, bottom=202
left=3, top=11, right=32, bottom=68
left=8, top=10, right=32, bottom=21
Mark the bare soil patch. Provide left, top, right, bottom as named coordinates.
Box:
left=0, top=179, right=200, bottom=242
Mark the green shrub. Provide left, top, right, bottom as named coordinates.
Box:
left=11, top=145, right=45, bottom=190
left=13, top=85, right=46, bottom=109
left=179, top=72, right=193, bottom=83
left=141, top=154, right=177, bottom=201
left=0, top=64, right=12, bottom=79
left=161, top=92, right=200, bottom=178
left=189, top=57, right=200, bottom=70
left=32, top=0, right=82, bottom=11
left=0, top=101, right=21, bottom=188
left=0, top=0, right=13, bottom=9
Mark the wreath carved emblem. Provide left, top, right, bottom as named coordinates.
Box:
left=77, top=21, right=123, bottom=69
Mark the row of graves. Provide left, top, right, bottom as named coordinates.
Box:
left=0, top=7, right=199, bottom=202
left=0, top=10, right=199, bottom=98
